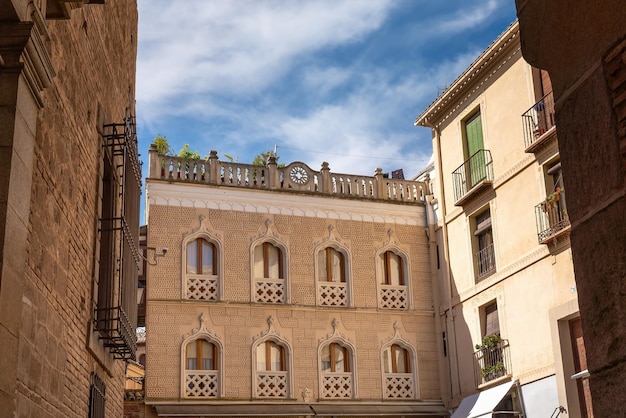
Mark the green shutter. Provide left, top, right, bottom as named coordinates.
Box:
left=465, top=112, right=484, bottom=157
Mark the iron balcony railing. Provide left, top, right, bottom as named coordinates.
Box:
left=452, top=150, right=494, bottom=203
left=474, top=338, right=511, bottom=387
left=535, top=189, right=569, bottom=243
left=522, top=91, right=556, bottom=149
left=475, top=242, right=496, bottom=282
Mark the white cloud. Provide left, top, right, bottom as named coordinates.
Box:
left=137, top=0, right=396, bottom=120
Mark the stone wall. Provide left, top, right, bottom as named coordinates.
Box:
left=515, top=1, right=626, bottom=416
left=0, top=1, right=138, bottom=416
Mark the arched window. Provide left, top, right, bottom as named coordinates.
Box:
left=316, top=246, right=350, bottom=307
left=254, top=339, right=290, bottom=398
left=252, top=241, right=286, bottom=303
left=256, top=340, right=286, bottom=371
left=254, top=242, right=283, bottom=280
left=185, top=237, right=219, bottom=300
left=186, top=238, right=216, bottom=275
left=183, top=338, right=220, bottom=398
left=381, top=251, right=404, bottom=285
left=321, top=342, right=351, bottom=372
left=383, top=344, right=411, bottom=373
left=185, top=339, right=217, bottom=370
left=318, top=247, right=345, bottom=282
left=381, top=342, right=417, bottom=399
left=377, top=249, right=409, bottom=309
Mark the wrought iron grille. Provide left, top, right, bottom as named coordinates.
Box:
left=89, top=373, right=106, bottom=418
left=522, top=91, right=556, bottom=149
left=452, top=149, right=494, bottom=202
left=473, top=339, right=511, bottom=387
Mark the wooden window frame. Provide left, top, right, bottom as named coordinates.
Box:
left=187, top=339, right=218, bottom=371
left=323, top=247, right=345, bottom=283
left=190, top=238, right=217, bottom=276
left=259, top=340, right=286, bottom=371
left=383, top=251, right=404, bottom=286
left=262, top=242, right=283, bottom=279
left=326, top=343, right=350, bottom=373
left=389, top=344, right=411, bottom=373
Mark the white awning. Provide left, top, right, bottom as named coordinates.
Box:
left=451, top=381, right=517, bottom=418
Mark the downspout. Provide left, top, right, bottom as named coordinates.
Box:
left=423, top=118, right=462, bottom=401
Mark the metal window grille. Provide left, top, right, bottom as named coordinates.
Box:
left=89, top=373, right=106, bottom=418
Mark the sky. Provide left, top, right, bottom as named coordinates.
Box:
left=136, top=0, right=518, bottom=181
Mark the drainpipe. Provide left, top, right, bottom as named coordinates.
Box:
left=423, top=118, right=462, bottom=401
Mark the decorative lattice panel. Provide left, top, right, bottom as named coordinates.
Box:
left=321, top=373, right=353, bottom=398
left=256, top=372, right=288, bottom=398
left=318, top=282, right=348, bottom=306
left=186, top=276, right=218, bottom=300
left=185, top=372, right=218, bottom=397
left=384, top=374, right=414, bottom=399
left=379, top=286, right=408, bottom=309
left=255, top=280, right=285, bottom=303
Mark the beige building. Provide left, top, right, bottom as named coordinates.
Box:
left=415, top=22, right=591, bottom=417
left=144, top=149, right=448, bottom=417
left=0, top=1, right=140, bottom=417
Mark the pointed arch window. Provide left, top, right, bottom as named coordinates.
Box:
left=317, top=247, right=349, bottom=307
left=382, top=343, right=416, bottom=399
left=377, top=249, right=409, bottom=309
left=319, top=342, right=354, bottom=398
left=254, top=340, right=289, bottom=398
left=185, top=237, right=219, bottom=300
left=183, top=338, right=219, bottom=397
left=253, top=241, right=286, bottom=303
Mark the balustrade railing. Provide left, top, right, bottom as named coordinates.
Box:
left=535, top=190, right=569, bottom=243
left=184, top=371, right=219, bottom=397
left=384, top=373, right=415, bottom=399
left=379, top=284, right=408, bottom=309
left=452, top=150, right=493, bottom=203
left=473, top=339, right=511, bottom=387
left=318, top=282, right=348, bottom=307
left=186, top=275, right=218, bottom=300
left=256, top=371, right=288, bottom=398
left=148, top=147, right=427, bottom=204
left=320, top=372, right=353, bottom=398
left=254, top=278, right=285, bottom=303
left=522, top=91, right=556, bottom=149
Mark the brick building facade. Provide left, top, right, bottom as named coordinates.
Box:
left=0, top=1, right=139, bottom=416
left=143, top=149, right=447, bottom=417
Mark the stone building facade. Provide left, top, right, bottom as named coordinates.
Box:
left=416, top=21, right=589, bottom=417
left=0, top=1, right=139, bottom=417
left=514, top=2, right=626, bottom=417
left=144, top=149, right=448, bottom=417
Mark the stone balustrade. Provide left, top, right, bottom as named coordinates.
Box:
left=148, top=146, right=427, bottom=204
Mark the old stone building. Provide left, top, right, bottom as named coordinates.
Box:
left=416, top=21, right=588, bottom=417
left=0, top=1, right=139, bottom=417
left=143, top=148, right=448, bottom=417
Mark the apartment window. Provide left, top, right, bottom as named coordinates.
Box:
left=465, top=110, right=486, bottom=189
left=184, top=338, right=220, bottom=397
left=256, top=340, right=286, bottom=371
left=321, top=343, right=351, bottom=373
left=185, top=237, right=219, bottom=300
left=474, top=209, right=495, bottom=281
left=474, top=301, right=510, bottom=386
left=253, top=242, right=286, bottom=303
left=93, top=115, right=140, bottom=361
left=483, top=302, right=500, bottom=338
left=317, top=247, right=349, bottom=306
left=89, top=372, right=106, bottom=418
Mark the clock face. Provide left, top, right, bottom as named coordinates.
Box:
left=289, top=165, right=309, bottom=185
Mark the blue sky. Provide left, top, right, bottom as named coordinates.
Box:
left=136, top=0, right=517, bottom=180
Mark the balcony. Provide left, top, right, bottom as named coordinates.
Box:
left=452, top=150, right=494, bottom=206
left=522, top=91, right=556, bottom=152
left=379, top=284, right=408, bottom=309
left=535, top=189, right=570, bottom=244
left=184, top=370, right=219, bottom=397
left=384, top=373, right=415, bottom=399
left=320, top=372, right=353, bottom=398
left=473, top=337, right=511, bottom=387
left=475, top=242, right=496, bottom=282
left=256, top=371, right=288, bottom=398
left=318, top=282, right=348, bottom=307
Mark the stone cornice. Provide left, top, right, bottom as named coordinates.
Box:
left=146, top=180, right=427, bottom=227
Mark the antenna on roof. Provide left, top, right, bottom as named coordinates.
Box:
left=273, top=144, right=277, bottom=156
